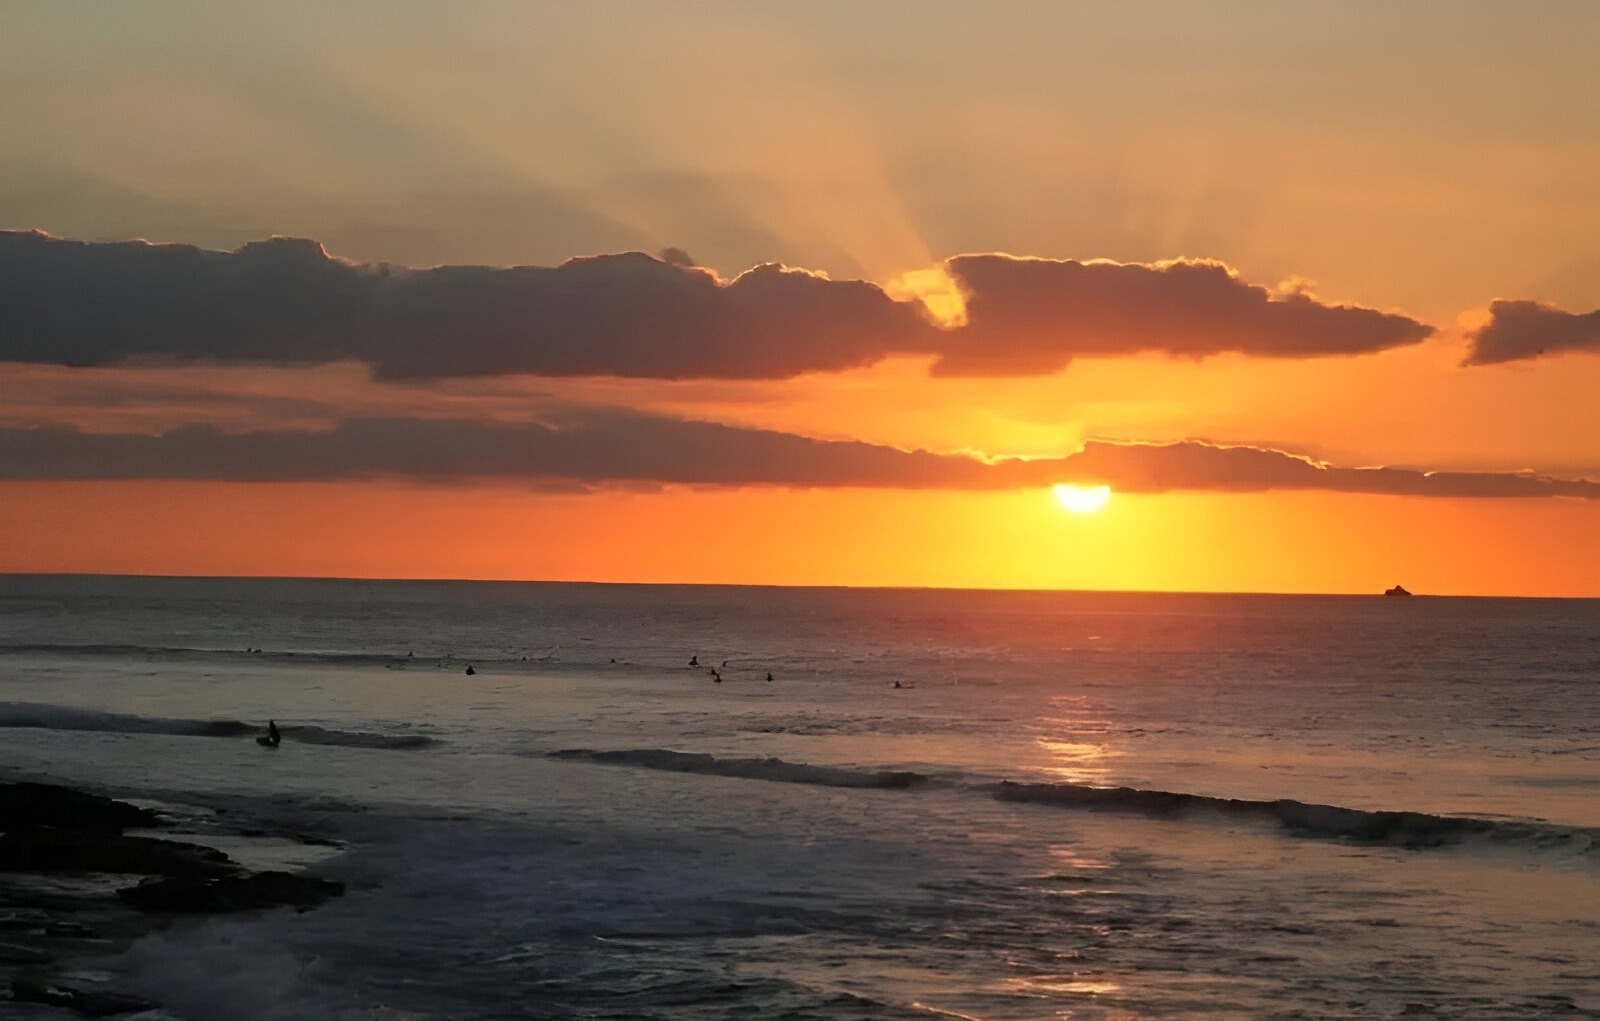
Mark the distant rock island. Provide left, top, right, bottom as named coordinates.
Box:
left=1384, top=584, right=1413, bottom=597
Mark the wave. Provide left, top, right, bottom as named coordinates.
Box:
left=547, top=748, right=930, bottom=789
left=0, top=701, right=255, bottom=738
left=0, top=701, right=437, bottom=750
left=283, top=724, right=437, bottom=750
left=0, top=642, right=566, bottom=668
left=989, top=779, right=1600, bottom=852
left=544, top=745, right=1597, bottom=854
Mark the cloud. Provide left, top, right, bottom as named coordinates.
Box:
left=362, top=253, right=927, bottom=380
left=0, top=232, right=376, bottom=366
left=1, top=232, right=1433, bottom=379
left=1, top=412, right=1593, bottom=500
left=1060, top=440, right=1600, bottom=500
left=934, top=255, right=1434, bottom=374
left=1463, top=300, right=1600, bottom=365
left=0, top=412, right=991, bottom=489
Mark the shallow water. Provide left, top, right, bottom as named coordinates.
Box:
left=1, top=576, right=1596, bottom=1019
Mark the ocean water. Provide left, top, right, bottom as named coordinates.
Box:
left=1, top=575, right=1596, bottom=1020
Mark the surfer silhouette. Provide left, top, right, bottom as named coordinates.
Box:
left=257, top=720, right=281, bottom=748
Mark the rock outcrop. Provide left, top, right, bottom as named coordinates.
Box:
left=118, top=870, right=344, bottom=913
left=1, top=781, right=346, bottom=1016
left=8, top=978, right=159, bottom=1018
left=0, top=782, right=163, bottom=835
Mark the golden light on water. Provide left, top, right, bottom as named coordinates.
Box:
left=1037, top=738, right=1116, bottom=785
left=1006, top=974, right=1123, bottom=997
left=1053, top=483, right=1112, bottom=514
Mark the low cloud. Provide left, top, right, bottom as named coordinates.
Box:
left=1, top=232, right=1433, bottom=380
left=1060, top=440, right=1600, bottom=499
left=2, top=413, right=1593, bottom=500
left=934, top=255, right=1433, bottom=374
left=0, top=413, right=992, bottom=489
left=1463, top=300, right=1600, bottom=365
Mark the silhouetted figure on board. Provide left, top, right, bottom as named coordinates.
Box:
left=689, top=656, right=699, bottom=667
left=893, top=681, right=903, bottom=689
left=766, top=672, right=774, bottom=682
left=465, top=665, right=476, bottom=676
left=257, top=720, right=281, bottom=748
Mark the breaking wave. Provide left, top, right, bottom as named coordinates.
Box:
left=547, top=746, right=1597, bottom=854
left=992, top=779, right=1600, bottom=851
left=0, top=642, right=398, bottom=663
left=283, top=725, right=437, bottom=750
left=0, top=643, right=537, bottom=667
left=547, top=748, right=930, bottom=789
left=0, top=701, right=437, bottom=750
left=0, top=701, right=254, bottom=738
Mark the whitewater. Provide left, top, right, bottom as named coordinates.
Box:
left=1, top=575, right=1596, bottom=1020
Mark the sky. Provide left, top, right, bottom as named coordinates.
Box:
left=2, top=0, right=1598, bottom=595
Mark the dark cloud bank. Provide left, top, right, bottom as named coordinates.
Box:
left=1464, top=300, right=1600, bottom=365
left=3, top=412, right=1594, bottom=500
left=930, top=255, right=1430, bottom=374
left=1, top=232, right=1435, bottom=379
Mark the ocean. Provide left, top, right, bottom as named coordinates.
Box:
left=1, top=575, right=1596, bottom=1020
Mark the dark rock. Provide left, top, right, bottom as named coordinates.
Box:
left=0, top=830, right=233, bottom=877
left=0, top=782, right=349, bottom=1021
left=118, top=870, right=344, bottom=913
left=9, top=978, right=159, bottom=1017
left=43, top=920, right=100, bottom=938
left=0, top=783, right=162, bottom=835
left=0, top=910, right=50, bottom=931
left=0, top=941, right=50, bottom=964
left=1384, top=584, right=1413, bottom=597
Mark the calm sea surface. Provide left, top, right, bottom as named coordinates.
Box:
left=1, top=576, right=1597, bottom=1020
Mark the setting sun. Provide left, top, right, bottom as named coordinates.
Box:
left=1052, top=483, right=1112, bottom=514
left=1, top=8, right=1598, bottom=1021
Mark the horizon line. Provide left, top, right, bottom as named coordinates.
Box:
left=1, top=570, right=1592, bottom=601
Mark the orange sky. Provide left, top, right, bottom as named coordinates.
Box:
left=3, top=482, right=1596, bottom=597
left=2, top=4, right=1597, bottom=595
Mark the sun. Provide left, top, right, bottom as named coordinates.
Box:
left=1052, top=483, right=1112, bottom=514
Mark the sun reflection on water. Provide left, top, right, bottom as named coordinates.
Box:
left=1006, top=973, right=1123, bottom=997
left=1033, top=693, right=1124, bottom=785
left=1036, top=737, right=1117, bottom=785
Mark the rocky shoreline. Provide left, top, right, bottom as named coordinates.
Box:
left=0, top=781, right=346, bottom=1017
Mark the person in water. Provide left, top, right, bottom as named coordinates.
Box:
left=258, top=720, right=282, bottom=748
